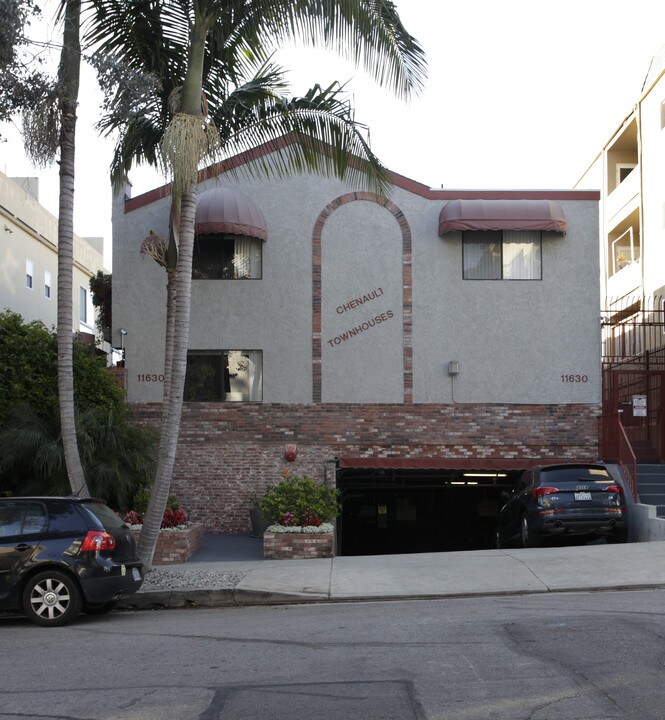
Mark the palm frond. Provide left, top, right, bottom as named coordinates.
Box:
left=220, top=81, right=392, bottom=196
left=83, top=0, right=425, bottom=187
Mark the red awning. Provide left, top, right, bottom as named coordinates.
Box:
left=438, top=199, right=567, bottom=235
left=337, top=457, right=569, bottom=471
left=196, top=187, right=267, bottom=240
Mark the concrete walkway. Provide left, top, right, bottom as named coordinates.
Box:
left=125, top=535, right=665, bottom=610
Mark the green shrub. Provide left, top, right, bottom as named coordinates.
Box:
left=130, top=486, right=180, bottom=515
left=258, top=472, right=340, bottom=526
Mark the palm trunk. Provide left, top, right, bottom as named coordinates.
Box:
left=57, top=0, right=89, bottom=498
left=138, top=182, right=197, bottom=566
left=163, top=269, right=177, bottom=402
left=138, top=6, right=213, bottom=568
left=162, top=197, right=181, bottom=402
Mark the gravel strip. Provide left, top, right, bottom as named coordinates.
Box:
left=141, top=568, right=247, bottom=591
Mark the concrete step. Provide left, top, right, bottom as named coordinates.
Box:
left=637, top=482, right=665, bottom=493
left=637, top=470, right=665, bottom=478
left=636, top=464, right=665, bottom=516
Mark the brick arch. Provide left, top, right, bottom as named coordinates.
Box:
left=312, top=192, right=413, bottom=404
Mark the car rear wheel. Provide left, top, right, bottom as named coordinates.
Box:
left=520, top=515, right=541, bottom=548
left=22, top=571, right=82, bottom=627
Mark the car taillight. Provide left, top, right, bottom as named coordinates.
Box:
left=533, top=486, right=559, bottom=498
left=604, top=485, right=623, bottom=494
left=80, top=530, right=116, bottom=551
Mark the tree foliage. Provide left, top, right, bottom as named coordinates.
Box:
left=89, top=270, right=112, bottom=339
left=259, top=473, right=341, bottom=526
left=0, top=311, right=156, bottom=505
left=0, top=310, right=123, bottom=422
left=0, top=0, right=55, bottom=140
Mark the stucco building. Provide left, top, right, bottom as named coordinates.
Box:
left=0, top=171, right=103, bottom=338
left=113, top=138, right=601, bottom=554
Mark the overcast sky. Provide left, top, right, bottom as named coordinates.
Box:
left=2, top=0, right=665, bottom=267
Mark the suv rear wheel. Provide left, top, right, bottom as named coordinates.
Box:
left=520, top=514, right=542, bottom=548
left=23, top=570, right=82, bottom=627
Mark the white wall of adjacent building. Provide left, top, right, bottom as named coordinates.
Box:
left=0, top=171, right=105, bottom=335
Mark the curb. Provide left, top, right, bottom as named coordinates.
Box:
left=117, top=581, right=665, bottom=612
left=118, top=588, right=328, bottom=610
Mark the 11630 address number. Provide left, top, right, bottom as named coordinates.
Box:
left=561, top=374, right=589, bottom=383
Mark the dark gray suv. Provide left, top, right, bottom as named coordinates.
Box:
left=0, top=497, right=143, bottom=626
left=495, top=464, right=628, bottom=548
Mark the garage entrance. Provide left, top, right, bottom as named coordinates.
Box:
left=335, top=460, right=525, bottom=556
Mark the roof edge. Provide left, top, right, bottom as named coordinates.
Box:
left=124, top=134, right=600, bottom=214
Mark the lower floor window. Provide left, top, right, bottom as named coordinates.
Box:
left=184, top=350, right=263, bottom=401
left=463, top=230, right=542, bottom=280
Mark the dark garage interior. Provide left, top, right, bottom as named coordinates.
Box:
left=336, top=462, right=523, bottom=556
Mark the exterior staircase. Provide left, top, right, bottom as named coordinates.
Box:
left=637, top=464, right=665, bottom=517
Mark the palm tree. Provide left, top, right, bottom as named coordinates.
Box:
left=56, top=0, right=91, bottom=498
left=86, top=0, right=426, bottom=567
left=17, top=0, right=92, bottom=497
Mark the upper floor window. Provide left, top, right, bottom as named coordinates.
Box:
left=184, top=350, right=263, bottom=401
left=44, top=271, right=52, bottom=299
left=25, top=260, right=34, bottom=289
left=192, top=234, right=262, bottom=279
left=80, top=286, right=88, bottom=324
left=463, top=230, right=542, bottom=280
left=608, top=209, right=640, bottom=278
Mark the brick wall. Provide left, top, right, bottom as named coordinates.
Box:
left=133, top=524, right=203, bottom=565
left=129, top=402, right=600, bottom=534
left=263, top=531, right=335, bottom=559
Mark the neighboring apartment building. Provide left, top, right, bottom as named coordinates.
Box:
left=0, top=171, right=104, bottom=338
left=113, top=137, right=600, bottom=554
left=577, top=45, right=665, bottom=464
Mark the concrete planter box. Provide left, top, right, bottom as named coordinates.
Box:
left=132, top=524, right=204, bottom=565
left=263, top=531, right=335, bottom=560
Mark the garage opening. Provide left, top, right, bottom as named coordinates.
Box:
left=336, top=459, right=526, bottom=556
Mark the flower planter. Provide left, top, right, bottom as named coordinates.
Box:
left=132, top=524, right=204, bottom=565
left=263, top=531, right=335, bottom=560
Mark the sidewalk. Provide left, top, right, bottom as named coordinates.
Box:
left=122, top=535, right=665, bottom=611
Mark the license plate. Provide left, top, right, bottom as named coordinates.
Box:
left=132, top=568, right=141, bottom=582
left=574, top=492, right=592, bottom=501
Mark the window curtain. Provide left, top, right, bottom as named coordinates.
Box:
left=247, top=350, right=263, bottom=401
left=233, top=237, right=262, bottom=278
left=225, top=350, right=263, bottom=401
left=503, top=230, right=541, bottom=279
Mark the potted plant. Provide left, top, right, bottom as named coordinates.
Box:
left=258, top=471, right=341, bottom=559
left=248, top=491, right=270, bottom=538
left=122, top=488, right=202, bottom=564
left=258, top=471, right=341, bottom=529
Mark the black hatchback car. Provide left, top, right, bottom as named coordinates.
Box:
left=0, top=496, right=143, bottom=626
left=495, top=463, right=628, bottom=548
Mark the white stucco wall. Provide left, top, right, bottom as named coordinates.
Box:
left=0, top=171, right=103, bottom=332
left=321, top=200, right=404, bottom=403
left=113, top=152, right=600, bottom=406
left=408, top=197, right=600, bottom=404
left=637, top=73, right=665, bottom=298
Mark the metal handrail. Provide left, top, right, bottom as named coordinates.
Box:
left=599, top=411, right=639, bottom=500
